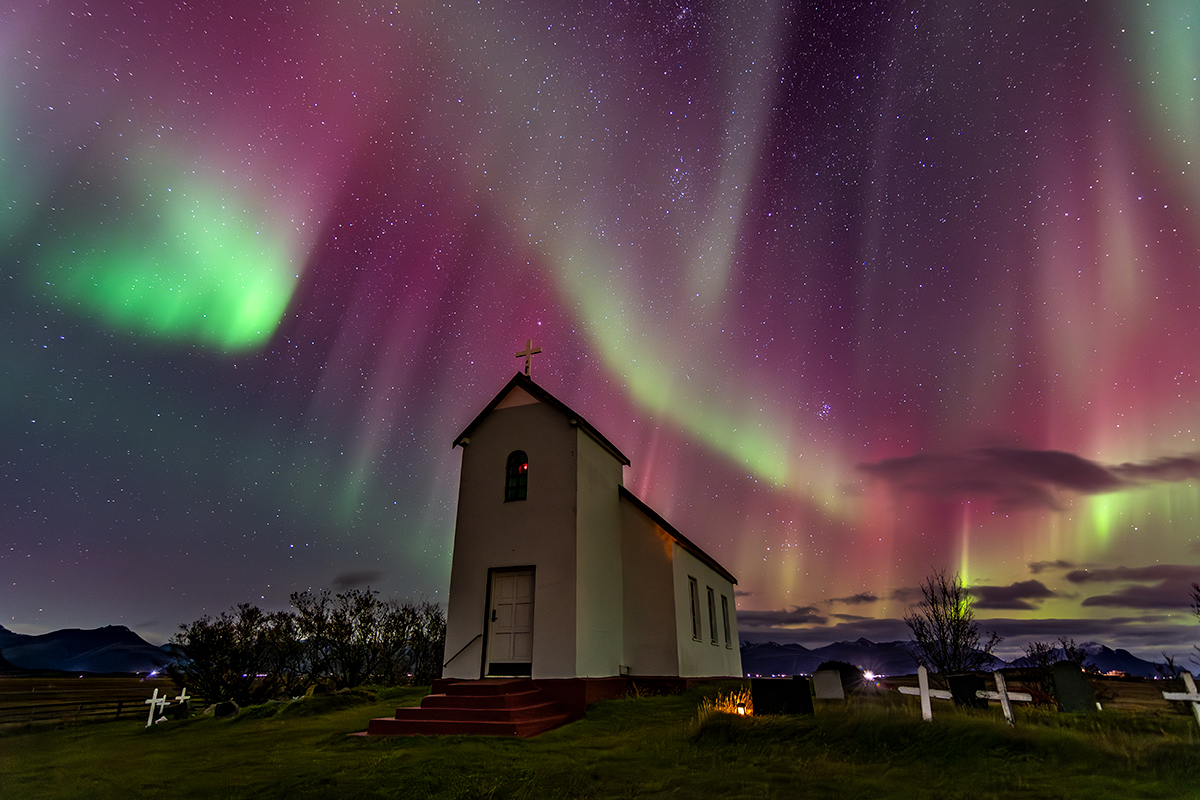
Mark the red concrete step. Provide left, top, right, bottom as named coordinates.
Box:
left=365, top=679, right=571, bottom=738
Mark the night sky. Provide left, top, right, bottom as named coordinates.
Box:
left=4, top=1, right=1200, bottom=662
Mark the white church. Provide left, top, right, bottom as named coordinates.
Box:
left=440, top=354, right=742, bottom=682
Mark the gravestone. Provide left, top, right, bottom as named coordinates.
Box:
left=813, top=670, right=845, bottom=700
left=947, top=674, right=988, bottom=709
left=207, top=700, right=240, bottom=718
left=751, top=676, right=814, bottom=715
left=168, top=688, right=191, bottom=720
left=1052, top=661, right=1097, bottom=713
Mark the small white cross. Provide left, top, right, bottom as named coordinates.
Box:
left=975, top=671, right=1033, bottom=726
left=144, top=688, right=168, bottom=727
left=1162, top=671, right=1200, bottom=729
left=174, top=688, right=191, bottom=705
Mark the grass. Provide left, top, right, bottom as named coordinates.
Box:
left=1, top=682, right=1197, bottom=799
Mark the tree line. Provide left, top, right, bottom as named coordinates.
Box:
left=167, top=589, right=445, bottom=706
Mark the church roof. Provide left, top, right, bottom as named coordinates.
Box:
left=453, top=372, right=631, bottom=466
left=618, top=486, right=738, bottom=585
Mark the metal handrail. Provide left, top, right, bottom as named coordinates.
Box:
left=443, top=633, right=482, bottom=668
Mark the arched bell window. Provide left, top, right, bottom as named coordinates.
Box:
left=504, top=450, right=528, bottom=502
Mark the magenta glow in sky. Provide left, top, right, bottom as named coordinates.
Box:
left=3, top=1, right=1199, bottom=661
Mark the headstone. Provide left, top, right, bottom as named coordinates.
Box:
left=751, top=676, right=814, bottom=715
left=1052, top=661, right=1097, bottom=713
left=813, top=670, right=845, bottom=700
left=210, top=700, right=240, bottom=718
left=947, top=674, right=988, bottom=709
left=168, top=688, right=191, bottom=720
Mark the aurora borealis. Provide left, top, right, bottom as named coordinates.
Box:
left=4, top=1, right=1200, bottom=661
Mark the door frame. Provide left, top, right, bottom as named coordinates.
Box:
left=481, top=565, right=536, bottom=678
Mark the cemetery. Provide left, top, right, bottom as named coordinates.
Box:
left=2, top=665, right=1200, bottom=799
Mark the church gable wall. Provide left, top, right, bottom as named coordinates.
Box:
left=443, top=400, right=579, bottom=679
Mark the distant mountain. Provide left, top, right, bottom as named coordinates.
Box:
left=740, top=639, right=1164, bottom=679
left=1008, top=641, right=1165, bottom=678
left=741, top=639, right=930, bottom=677
left=0, top=624, right=173, bottom=674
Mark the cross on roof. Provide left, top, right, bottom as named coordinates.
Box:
left=514, top=339, right=542, bottom=377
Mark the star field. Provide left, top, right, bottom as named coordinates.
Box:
left=3, top=1, right=1200, bottom=660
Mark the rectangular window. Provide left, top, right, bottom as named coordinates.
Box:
left=707, top=587, right=718, bottom=645
left=688, top=577, right=701, bottom=641
left=721, top=595, right=732, bottom=649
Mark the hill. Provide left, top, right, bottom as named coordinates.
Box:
left=739, top=638, right=1165, bottom=678
left=0, top=624, right=172, bottom=674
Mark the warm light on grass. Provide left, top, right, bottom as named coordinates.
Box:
left=697, top=686, right=753, bottom=720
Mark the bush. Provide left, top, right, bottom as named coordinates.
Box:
left=167, top=604, right=306, bottom=706
left=169, top=590, right=446, bottom=704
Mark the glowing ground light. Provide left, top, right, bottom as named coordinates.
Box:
left=37, top=173, right=298, bottom=352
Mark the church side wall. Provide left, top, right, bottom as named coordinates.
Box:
left=573, top=428, right=625, bottom=677
left=618, top=501, right=680, bottom=676
left=442, top=402, right=578, bottom=680
left=672, top=548, right=743, bottom=678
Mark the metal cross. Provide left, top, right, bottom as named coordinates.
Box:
left=514, top=339, right=542, bottom=377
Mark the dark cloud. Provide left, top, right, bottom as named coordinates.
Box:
left=330, top=569, right=384, bottom=591
left=858, top=448, right=1200, bottom=509
left=889, top=586, right=923, bottom=604
left=1028, top=559, right=1073, bottom=574
left=1060, top=565, right=1200, bottom=610
left=1110, top=456, right=1200, bottom=483
left=829, top=592, right=878, bottom=606
left=737, top=606, right=827, bottom=629
left=969, top=579, right=1058, bottom=610
left=1065, top=565, right=1200, bottom=584
left=734, top=589, right=753, bottom=597
left=832, top=613, right=871, bottom=622
left=1080, top=585, right=1196, bottom=610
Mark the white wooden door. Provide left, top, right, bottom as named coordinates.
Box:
left=486, top=569, right=534, bottom=675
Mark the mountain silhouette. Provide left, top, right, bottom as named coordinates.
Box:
left=740, top=639, right=1164, bottom=678
left=0, top=624, right=172, bottom=674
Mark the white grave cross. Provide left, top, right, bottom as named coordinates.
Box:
left=174, top=687, right=191, bottom=706
left=976, top=670, right=1033, bottom=726
left=1161, top=671, right=1200, bottom=729
left=898, top=665, right=951, bottom=721
left=144, top=688, right=169, bottom=727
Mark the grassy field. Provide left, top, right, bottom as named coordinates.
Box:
left=1, top=681, right=1198, bottom=799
